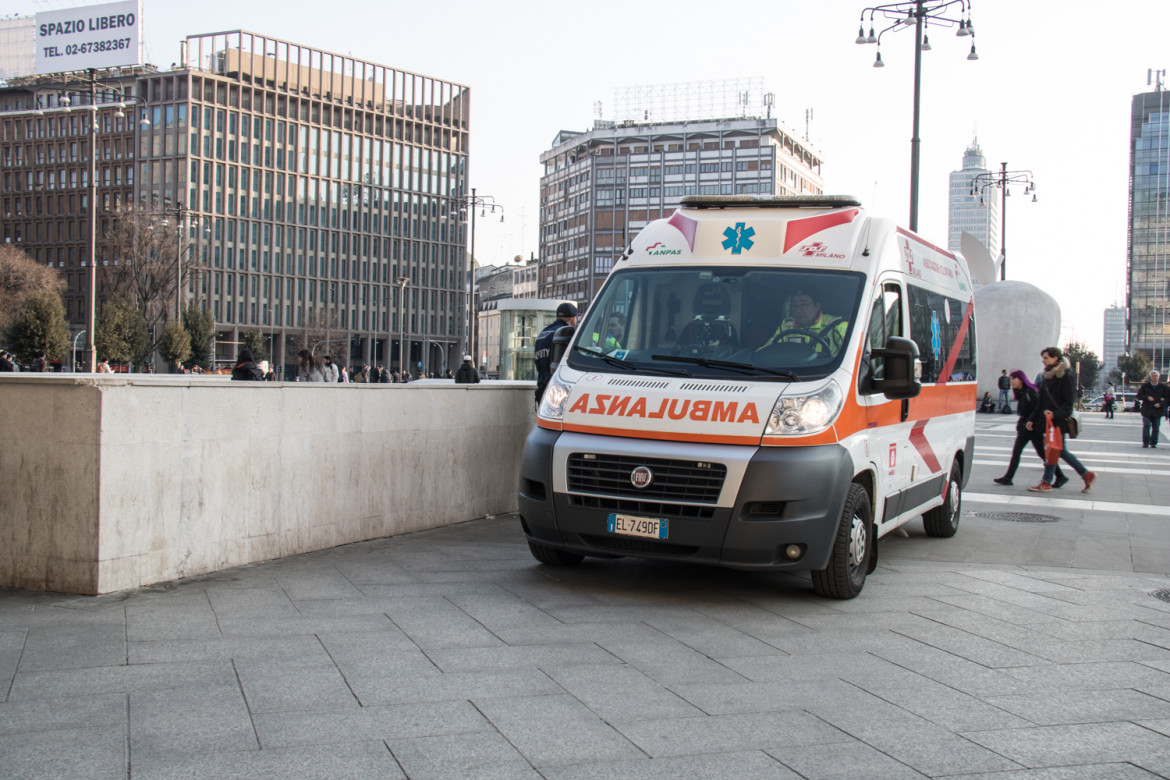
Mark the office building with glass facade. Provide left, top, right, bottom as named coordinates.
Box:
left=1128, top=88, right=1170, bottom=373
left=538, top=117, right=823, bottom=306
left=0, top=31, right=470, bottom=375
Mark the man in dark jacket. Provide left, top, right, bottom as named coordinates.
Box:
left=1138, top=370, right=1169, bottom=448
left=997, top=369, right=1011, bottom=411
left=231, top=348, right=265, bottom=381
left=454, top=355, right=480, bottom=384
left=534, top=302, right=578, bottom=408
left=1026, top=346, right=1096, bottom=493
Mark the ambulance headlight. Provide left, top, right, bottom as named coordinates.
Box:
left=765, top=380, right=843, bottom=436
left=538, top=375, right=574, bottom=421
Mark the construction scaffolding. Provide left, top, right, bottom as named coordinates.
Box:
left=609, top=78, right=772, bottom=125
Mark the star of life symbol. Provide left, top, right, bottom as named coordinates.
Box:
left=930, top=311, right=942, bottom=360
left=722, top=223, right=755, bottom=254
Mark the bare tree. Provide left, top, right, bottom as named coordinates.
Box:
left=0, top=245, right=64, bottom=333
left=287, top=306, right=342, bottom=364
left=99, top=205, right=201, bottom=350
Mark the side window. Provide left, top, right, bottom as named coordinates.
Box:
left=864, top=283, right=902, bottom=385
left=908, top=285, right=975, bottom=384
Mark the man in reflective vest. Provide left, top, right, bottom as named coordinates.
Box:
left=591, top=313, right=624, bottom=352
left=758, top=290, right=847, bottom=357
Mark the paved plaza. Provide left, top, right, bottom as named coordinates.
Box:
left=2, top=411, right=1170, bottom=778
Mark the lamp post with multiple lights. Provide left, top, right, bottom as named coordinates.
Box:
left=461, top=188, right=504, bottom=369
left=971, top=162, right=1037, bottom=281
left=19, top=70, right=150, bottom=371
left=854, top=0, right=979, bottom=232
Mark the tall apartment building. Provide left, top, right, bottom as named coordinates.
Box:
left=538, top=117, right=823, bottom=305
left=1103, top=305, right=1127, bottom=377
left=1128, top=86, right=1170, bottom=373
left=947, top=139, right=998, bottom=261
left=0, top=31, right=470, bottom=374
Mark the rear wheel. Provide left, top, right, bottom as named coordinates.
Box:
left=527, top=541, right=584, bottom=566
left=811, top=483, right=872, bottom=599
left=923, top=463, right=962, bottom=538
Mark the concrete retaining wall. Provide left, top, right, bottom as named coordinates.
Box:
left=0, top=375, right=535, bottom=594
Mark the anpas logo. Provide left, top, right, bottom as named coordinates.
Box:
left=797, top=241, right=846, bottom=259
left=645, top=241, right=682, bottom=256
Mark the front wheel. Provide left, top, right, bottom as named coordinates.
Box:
left=923, top=463, right=962, bottom=538
left=811, top=483, right=872, bottom=599
left=527, top=541, right=584, bottom=567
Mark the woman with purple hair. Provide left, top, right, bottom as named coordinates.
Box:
left=994, top=369, right=1068, bottom=487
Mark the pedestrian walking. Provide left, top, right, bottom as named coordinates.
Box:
left=1027, top=346, right=1096, bottom=493
left=454, top=354, right=480, bottom=384
left=534, top=302, right=578, bottom=407
left=994, top=369, right=1067, bottom=487
left=1103, top=383, right=1116, bottom=419
left=0, top=351, right=15, bottom=372
left=322, top=355, right=340, bottom=383
left=1138, top=370, right=1169, bottom=448
left=378, top=365, right=391, bottom=383
left=997, top=369, right=1011, bottom=412
left=231, top=348, right=265, bottom=381
left=296, top=349, right=325, bottom=382
left=339, top=365, right=349, bottom=383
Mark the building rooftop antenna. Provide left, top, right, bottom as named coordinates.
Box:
left=1149, top=68, right=1166, bottom=91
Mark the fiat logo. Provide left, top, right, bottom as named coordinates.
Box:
left=630, top=466, right=653, bottom=489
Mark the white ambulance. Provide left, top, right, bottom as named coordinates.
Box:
left=519, top=196, right=976, bottom=598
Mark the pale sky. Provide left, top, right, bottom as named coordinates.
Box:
left=15, top=0, right=1170, bottom=356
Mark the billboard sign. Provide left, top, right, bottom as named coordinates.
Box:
left=35, top=0, right=143, bottom=73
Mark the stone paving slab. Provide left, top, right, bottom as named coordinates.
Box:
left=2, top=417, right=1170, bottom=777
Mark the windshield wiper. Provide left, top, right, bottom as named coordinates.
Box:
left=572, top=346, right=692, bottom=376
left=651, top=354, right=800, bottom=380
left=573, top=345, right=636, bottom=370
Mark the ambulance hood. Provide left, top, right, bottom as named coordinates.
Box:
left=558, top=366, right=790, bottom=445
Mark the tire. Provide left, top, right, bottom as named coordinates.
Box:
left=811, top=483, right=872, bottom=599
left=527, top=541, right=584, bottom=567
left=923, top=462, right=962, bottom=538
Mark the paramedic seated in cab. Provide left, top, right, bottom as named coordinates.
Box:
left=591, top=313, right=625, bottom=352
left=757, top=290, right=848, bottom=357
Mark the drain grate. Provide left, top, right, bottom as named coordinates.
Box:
left=972, top=511, right=1061, bottom=523
left=1152, top=590, right=1170, bottom=604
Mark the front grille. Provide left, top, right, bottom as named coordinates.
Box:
left=567, top=453, right=726, bottom=504
left=579, top=533, right=700, bottom=556
left=568, top=494, right=716, bottom=520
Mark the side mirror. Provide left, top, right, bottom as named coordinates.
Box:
left=550, top=325, right=576, bottom=369
left=871, top=336, right=921, bottom=399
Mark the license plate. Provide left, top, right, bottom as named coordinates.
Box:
left=607, top=513, right=668, bottom=540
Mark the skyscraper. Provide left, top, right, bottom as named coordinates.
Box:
left=1103, top=305, right=1126, bottom=378
left=947, top=139, right=998, bottom=261
left=1128, top=84, right=1170, bottom=373
left=0, top=31, right=470, bottom=375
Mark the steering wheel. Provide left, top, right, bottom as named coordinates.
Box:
left=772, top=328, right=834, bottom=354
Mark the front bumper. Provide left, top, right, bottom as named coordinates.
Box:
left=518, top=427, right=855, bottom=571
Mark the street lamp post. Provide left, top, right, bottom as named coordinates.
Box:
left=160, top=201, right=187, bottom=321
left=971, top=162, right=1037, bottom=281
left=30, top=71, right=149, bottom=370
left=396, top=276, right=409, bottom=378
left=461, top=188, right=504, bottom=367
left=854, top=0, right=979, bottom=231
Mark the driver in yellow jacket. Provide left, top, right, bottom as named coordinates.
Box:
left=758, top=291, right=847, bottom=356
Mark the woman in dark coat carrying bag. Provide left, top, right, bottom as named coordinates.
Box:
left=993, top=370, right=1066, bottom=487
left=1026, top=346, right=1096, bottom=493
left=231, top=348, right=265, bottom=381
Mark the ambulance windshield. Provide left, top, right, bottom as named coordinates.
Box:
left=569, top=267, right=865, bottom=380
